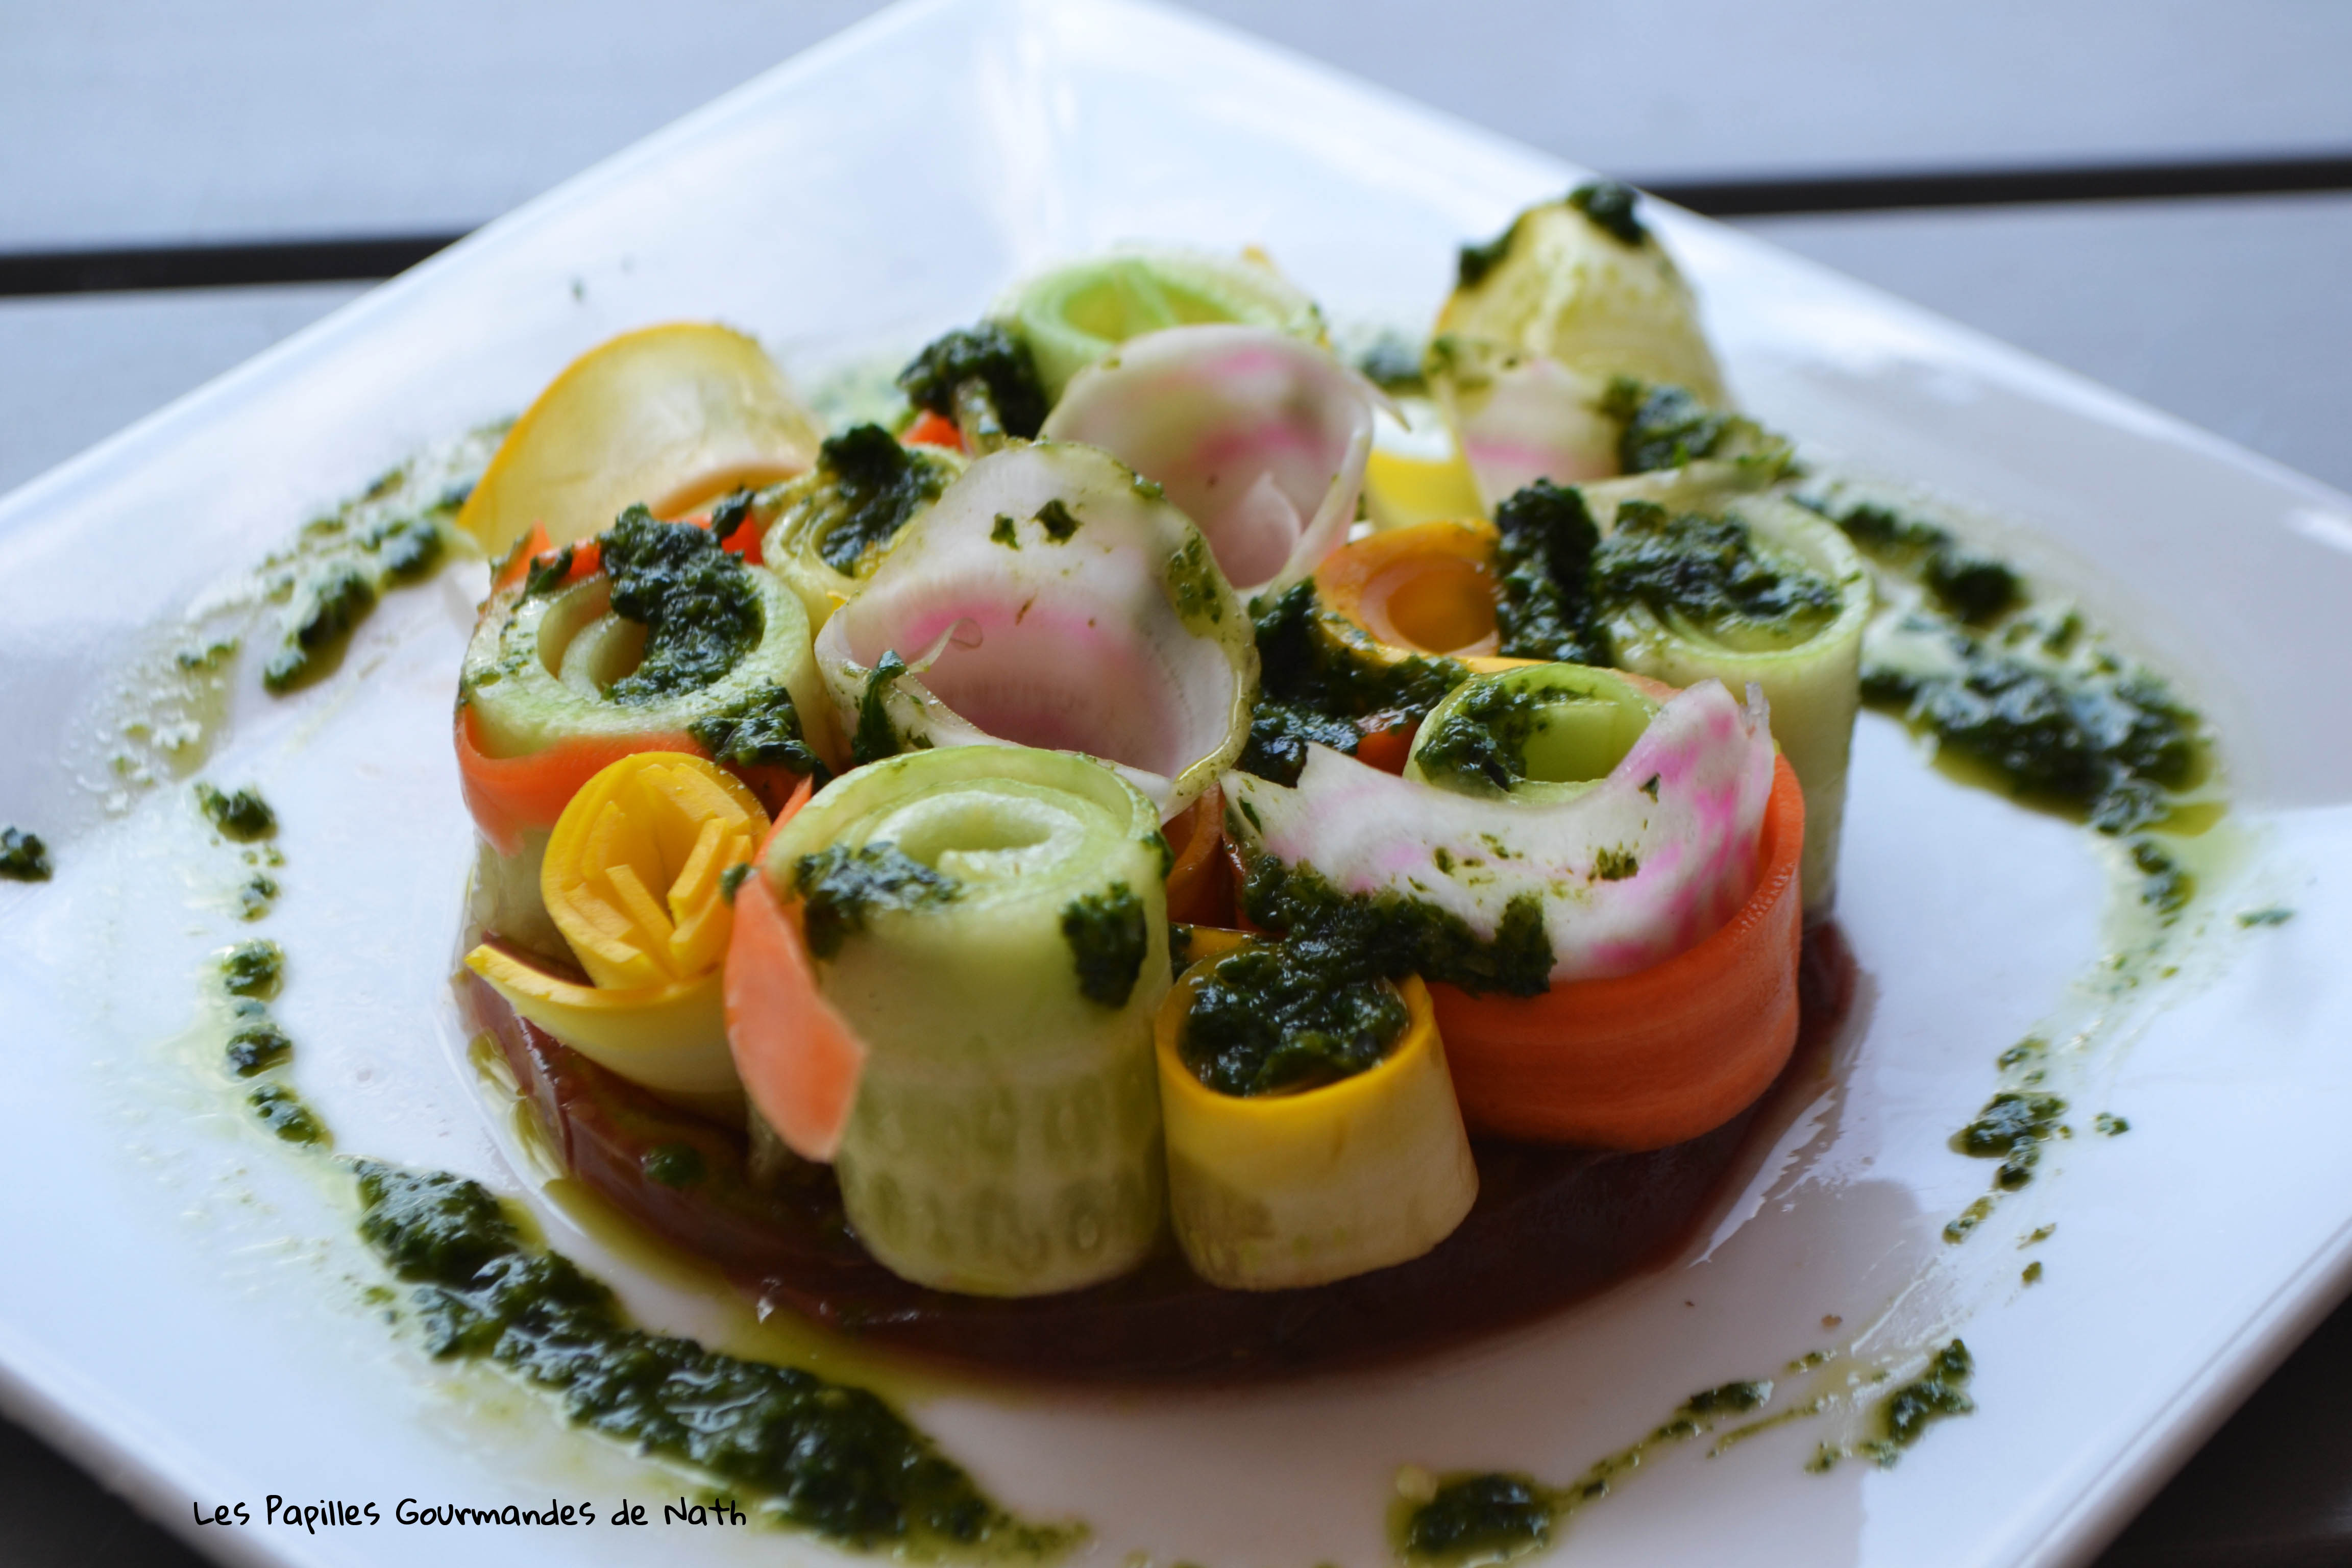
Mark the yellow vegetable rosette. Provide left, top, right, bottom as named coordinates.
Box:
left=468, top=751, right=769, bottom=1117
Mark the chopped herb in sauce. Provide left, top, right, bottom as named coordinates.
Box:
left=1060, top=883, right=1150, bottom=1009
left=599, top=509, right=764, bottom=702
left=1952, top=1090, right=2069, bottom=1191
left=852, top=651, right=910, bottom=767
left=1241, top=854, right=1553, bottom=997
left=688, top=683, right=826, bottom=780
left=794, top=842, right=961, bottom=960
left=1599, top=378, right=1788, bottom=478
left=1594, top=501, right=1841, bottom=642
left=238, top=874, right=280, bottom=921
left=1413, top=679, right=1552, bottom=793
left=719, top=863, right=752, bottom=904
left=1491, top=480, right=1603, bottom=664
left=352, top=1162, right=1054, bottom=1552
left=2239, top=905, right=2295, bottom=928
left=1566, top=180, right=1647, bottom=247
left=806, top=425, right=952, bottom=575
left=1455, top=220, right=1518, bottom=290
left=897, top=323, right=1047, bottom=443
left=1354, top=332, right=1428, bottom=395
left=226, top=1015, right=293, bottom=1077
left=1179, top=943, right=1409, bottom=1096
left=220, top=939, right=284, bottom=999
left=1869, top=1340, right=1975, bottom=1464
left=641, top=1143, right=707, bottom=1189
left=1034, top=500, right=1081, bottom=542
left=2130, top=837, right=2194, bottom=920
left=1239, top=582, right=1468, bottom=785
left=197, top=783, right=277, bottom=841
left=0, top=826, right=51, bottom=881
left=248, top=1083, right=326, bottom=1144
left=2094, top=1112, right=2130, bottom=1136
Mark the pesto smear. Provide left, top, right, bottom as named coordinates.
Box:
left=1178, top=943, right=1409, bottom=1096
left=1238, top=580, right=1469, bottom=786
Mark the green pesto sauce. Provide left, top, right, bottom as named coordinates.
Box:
left=1239, top=852, right=1553, bottom=997
left=897, top=323, right=1047, bottom=442
left=352, top=1163, right=1062, bottom=1554
left=1600, top=378, right=1790, bottom=479
left=1491, top=480, right=1604, bottom=665
left=852, top=650, right=911, bottom=767
left=1034, top=500, right=1081, bottom=543
left=1454, top=218, right=1520, bottom=291
left=1164, top=534, right=1224, bottom=629
left=249, top=1083, right=327, bottom=1145
left=688, top=683, right=826, bottom=780
left=1865, top=1341, right=1975, bottom=1465
left=196, top=783, right=277, bottom=841
left=238, top=873, right=280, bottom=921
left=807, top=425, right=954, bottom=576
left=226, top=1009, right=293, bottom=1077
left=1412, top=680, right=1558, bottom=795
left=990, top=514, right=1019, bottom=548
left=257, top=453, right=470, bottom=694
left=1059, top=882, right=1150, bottom=1009
left=1565, top=180, right=1647, bottom=248
left=1594, top=501, right=1842, bottom=642
left=598, top=510, right=764, bottom=702
left=1952, top=1091, right=2070, bottom=1192
left=1239, top=582, right=1470, bottom=786
left=2132, top=837, right=2194, bottom=921
left=2094, top=1112, right=2130, bottom=1136
left=719, top=862, right=753, bottom=904
left=793, top=842, right=961, bottom=961
left=221, top=939, right=284, bottom=999
left=1178, top=944, right=1407, bottom=1097
left=0, top=826, right=51, bottom=881
left=1817, top=494, right=2203, bottom=833
left=1399, top=1381, right=1770, bottom=1565
left=2239, top=905, right=2295, bottom=927
left=1354, top=331, right=1429, bottom=395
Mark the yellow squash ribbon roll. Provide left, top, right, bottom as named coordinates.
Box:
left=468, top=751, right=769, bottom=1117
left=1155, top=930, right=1478, bottom=1291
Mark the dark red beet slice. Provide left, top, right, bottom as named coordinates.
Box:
left=462, top=923, right=1857, bottom=1385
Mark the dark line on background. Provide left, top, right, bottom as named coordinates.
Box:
left=0, top=235, right=464, bottom=298
left=1643, top=151, right=2352, bottom=217
left=4, top=151, right=2350, bottom=299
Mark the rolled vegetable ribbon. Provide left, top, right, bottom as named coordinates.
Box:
left=467, top=752, right=769, bottom=1119
left=1434, top=753, right=1804, bottom=1147
left=1583, top=475, right=1869, bottom=911
left=1155, top=931, right=1476, bottom=1290
left=996, top=246, right=1326, bottom=402
left=1314, top=520, right=1509, bottom=663
left=458, top=511, right=836, bottom=950
left=733, top=746, right=1171, bottom=1297
left=456, top=323, right=820, bottom=557
left=1428, top=188, right=1728, bottom=511
left=1039, top=325, right=1377, bottom=598
left=1224, top=672, right=1776, bottom=986
left=813, top=441, right=1254, bottom=820
left=755, top=425, right=963, bottom=633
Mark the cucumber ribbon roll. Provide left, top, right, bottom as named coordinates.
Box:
left=997, top=246, right=1327, bottom=402
left=756, top=424, right=963, bottom=633
left=458, top=511, right=836, bottom=955
left=1581, top=475, right=1869, bottom=910
left=468, top=752, right=768, bottom=1118
left=1427, top=186, right=1728, bottom=511
left=1156, top=930, right=1477, bottom=1290
left=726, top=747, right=1171, bottom=1296
left=1040, top=325, right=1378, bottom=598
left=812, top=442, right=1255, bottom=820
left=1225, top=666, right=1776, bottom=986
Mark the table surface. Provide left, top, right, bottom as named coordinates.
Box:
left=6, top=4, right=2349, bottom=1564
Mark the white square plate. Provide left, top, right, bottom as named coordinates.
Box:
left=6, top=2, right=2352, bottom=1565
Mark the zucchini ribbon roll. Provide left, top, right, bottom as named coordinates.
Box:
left=1040, top=325, right=1378, bottom=598
left=756, top=424, right=963, bottom=632
left=1580, top=475, right=1869, bottom=909
left=998, top=246, right=1327, bottom=401
left=727, top=747, right=1171, bottom=1296
left=813, top=442, right=1255, bottom=820
left=1155, top=932, right=1476, bottom=1290
left=1427, top=185, right=1727, bottom=510
left=468, top=752, right=768, bottom=1117
left=1226, top=667, right=1776, bottom=985
left=458, top=511, right=835, bottom=954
